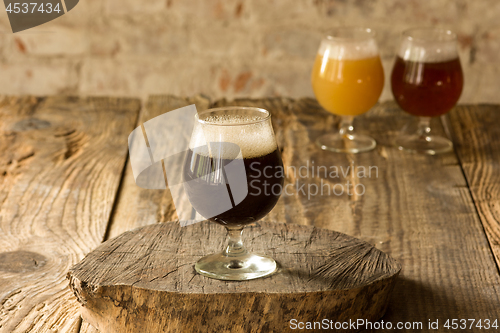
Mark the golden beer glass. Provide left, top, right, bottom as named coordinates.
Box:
left=311, top=27, right=384, bottom=153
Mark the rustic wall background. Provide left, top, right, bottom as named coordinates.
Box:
left=0, top=0, right=498, bottom=104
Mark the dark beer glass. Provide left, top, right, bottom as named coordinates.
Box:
left=391, top=28, right=463, bottom=154
left=184, top=106, right=284, bottom=280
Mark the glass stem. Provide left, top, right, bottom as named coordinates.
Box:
left=417, top=117, right=432, bottom=140
left=339, top=116, right=355, bottom=139
left=224, top=227, right=247, bottom=258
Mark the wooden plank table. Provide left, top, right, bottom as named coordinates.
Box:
left=1, top=95, right=500, bottom=332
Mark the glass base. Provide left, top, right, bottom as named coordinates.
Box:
left=316, top=133, right=376, bottom=153
left=395, top=134, right=453, bottom=155
left=195, top=252, right=277, bottom=281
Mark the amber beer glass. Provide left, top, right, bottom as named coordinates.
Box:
left=391, top=28, right=463, bottom=154
left=183, top=107, right=284, bottom=280
left=311, top=27, right=384, bottom=153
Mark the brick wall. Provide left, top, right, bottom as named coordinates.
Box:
left=0, top=0, right=498, bottom=104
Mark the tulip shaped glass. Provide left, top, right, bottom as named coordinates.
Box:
left=183, top=107, right=284, bottom=280
left=391, top=28, right=463, bottom=154
left=311, top=27, right=384, bottom=153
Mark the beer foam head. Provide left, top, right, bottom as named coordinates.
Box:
left=318, top=38, right=379, bottom=60
left=189, top=111, right=277, bottom=159
left=398, top=28, right=459, bottom=63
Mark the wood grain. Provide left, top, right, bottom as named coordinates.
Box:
left=105, top=95, right=211, bottom=239
left=3, top=95, right=498, bottom=332
left=0, top=96, right=140, bottom=332
left=447, top=104, right=500, bottom=270
left=69, top=221, right=401, bottom=333
left=104, top=97, right=499, bottom=332
left=79, top=321, right=99, bottom=333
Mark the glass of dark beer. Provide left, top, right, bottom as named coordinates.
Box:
left=183, top=106, right=284, bottom=280
left=391, top=28, right=463, bottom=154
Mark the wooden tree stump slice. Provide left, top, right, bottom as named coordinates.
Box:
left=68, top=221, right=401, bottom=333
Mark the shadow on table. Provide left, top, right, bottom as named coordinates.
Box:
left=367, top=276, right=495, bottom=333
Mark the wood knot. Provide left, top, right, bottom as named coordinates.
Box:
left=11, top=118, right=51, bottom=132
left=53, top=129, right=88, bottom=161
left=0, top=251, right=47, bottom=273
